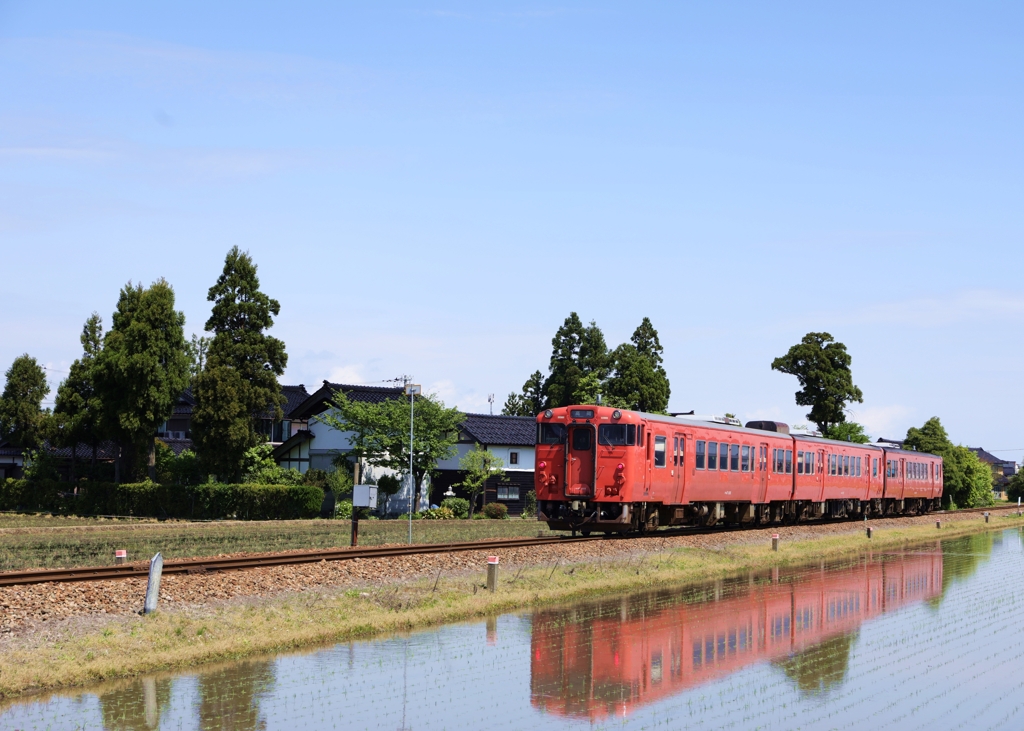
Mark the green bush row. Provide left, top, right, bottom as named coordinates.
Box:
left=0, top=479, right=324, bottom=520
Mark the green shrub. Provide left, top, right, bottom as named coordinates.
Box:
left=440, top=497, right=470, bottom=519
left=483, top=502, right=508, bottom=520
left=335, top=499, right=353, bottom=520
left=0, top=479, right=324, bottom=520
left=521, top=489, right=537, bottom=518
left=420, top=506, right=456, bottom=520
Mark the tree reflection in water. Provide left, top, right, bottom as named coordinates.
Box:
left=926, top=530, right=997, bottom=610
left=774, top=632, right=858, bottom=696
left=197, top=660, right=275, bottom=731
left=98, top=677, right=172, bottom=731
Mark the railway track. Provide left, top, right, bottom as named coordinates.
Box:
left=0, top=504, right=1014, bottom=588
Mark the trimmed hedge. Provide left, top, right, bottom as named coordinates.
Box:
left=0, top=479, right=324, bottom=521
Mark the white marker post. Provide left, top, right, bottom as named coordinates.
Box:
left=405, top=384, right=422, bottom=545
left=144, top=552, right=163, bottom=614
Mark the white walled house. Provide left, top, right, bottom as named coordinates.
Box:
left=432, top=413, right=537, bottom=515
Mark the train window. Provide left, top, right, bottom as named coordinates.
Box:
left=654, top=436, right=667, bottom=467
left=785, top=450, right=793, bottom=473
left=843, top=455, right=849, bottom=476
left=730, top=444, right=739, bottom=471
left=571, top=429, right=592, bottom=451
left=679, top=437, right=685, bottom=466
left=639, top=425, right=644, bottom=447
left=796, top=451, right=804, bottom=474
left=857, top=457, right=862, bottom=477
left=696, top=440, right=706, bottom=469
left=708, top=442, right=718, bottom=470
left=719, top=443, right=730, bottom=470
left=742, top=445, right=751, bottom=471
left=772, top=449, right=782, bottom=473
left=538, top=423, right=566, bottom=444
left=828, top=455, right=834, bottom=475
left=598, top=424, right=636, bottom=446
left=673, top=437, right=679, bottom=466
left=807, top=452, right=815, bottom=474
left=873, top=458, right=878, bottom=477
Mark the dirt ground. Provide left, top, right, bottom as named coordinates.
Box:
left=1, top=507, right=1016, bottom=639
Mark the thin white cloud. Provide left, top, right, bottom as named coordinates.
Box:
left=848, top=404, right=912, bottom=440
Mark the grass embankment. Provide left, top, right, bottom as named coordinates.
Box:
left=2, top=511, right=1021, bottom=699
left=0, top=516, right=561, bottom=571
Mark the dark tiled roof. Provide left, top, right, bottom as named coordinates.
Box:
left=258, top=384, right=311, bottom=419
left=159, top=438, right=194, bottom=456
left=172, top=388, right=197, bottom=416
left=460, top=413, right=536, bottom=447
left=48, top=441, right=121, bottom=460
left=969, top=447, right=1009, bottom=465
left=289, top=381, right=404, bottom=419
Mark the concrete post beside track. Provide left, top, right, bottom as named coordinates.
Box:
left=487, top=556, right=499, bottom=592
left=144, top=552, right=163, bottom=614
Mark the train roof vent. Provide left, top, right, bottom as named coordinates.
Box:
left=745, top=420, right=790, bottom=434
left=687, top=414, right=742, bottom=427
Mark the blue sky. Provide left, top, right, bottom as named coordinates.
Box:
left=1, top=2, right=1021, bottom=457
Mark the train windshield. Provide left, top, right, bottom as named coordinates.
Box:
left=537, top=423, right=567, bottom=444
left=598, top=424, right=636, bottom=446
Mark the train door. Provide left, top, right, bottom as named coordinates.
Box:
left=565, top=424, right=596, bottom=498
left=899, top=458, right=906, bottom=499
left=758, top=443, right=769, bottom=502
left=817, top=450, right=826, bottom=502
left=673, top=432, right=687, bottom=504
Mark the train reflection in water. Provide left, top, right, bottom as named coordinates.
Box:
left=530, top=549, right=942, bottom=720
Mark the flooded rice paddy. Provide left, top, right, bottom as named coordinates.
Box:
left=4, top=528, right=1024, bottom=730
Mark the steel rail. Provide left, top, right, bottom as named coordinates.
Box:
left=0, top=504, right=1014, bottom=588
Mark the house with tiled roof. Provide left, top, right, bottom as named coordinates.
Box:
left=272, top=381, right=405, bottom=474
left=433, top=413, right=537, bottom=516
left=968, top=447, right=1017, bottom=491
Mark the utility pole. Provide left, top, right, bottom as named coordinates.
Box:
left=488, top=393, right=495, bottom=415
left=405, top=382, right=421, bottom=545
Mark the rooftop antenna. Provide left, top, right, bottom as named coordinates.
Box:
left=488, top=393, right=495, bottom=415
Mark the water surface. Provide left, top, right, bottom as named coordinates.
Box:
left=3, top=529, right=1024, bottom=730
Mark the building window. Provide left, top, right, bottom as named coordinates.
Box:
left=497, top=485, right=520, bottom=500
left=654, top=436, right=667, bottom=467
left=509, top=451, right=519, bottom=465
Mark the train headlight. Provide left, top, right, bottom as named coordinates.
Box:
left=543, top=410, right=553, bottom=419
left=612, top=410, right=621, bottom=420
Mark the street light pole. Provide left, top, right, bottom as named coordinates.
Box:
left=405, top=383, right=421, bottom=545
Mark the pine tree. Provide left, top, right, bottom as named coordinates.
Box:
left=605, top=317, right=671, bottom=413
left=542, top=313, right=610, bottom=407
left=94, top=280, right=189, bottom=481
left=502, top=371, right=544, bottom=416
left=53, top=314, right=105, bottom=479
left=192, top=247, right=288, bottom=481
left=771, top=332, right=863, bottom=434
left=0, top=354, right=50, bottom=449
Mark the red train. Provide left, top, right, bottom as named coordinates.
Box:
left=531, top=549, right=943, bottom=720
left=535, top=406, right=943, bottom=534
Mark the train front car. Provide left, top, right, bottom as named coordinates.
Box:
left=535, top=405, right=641, bottom=535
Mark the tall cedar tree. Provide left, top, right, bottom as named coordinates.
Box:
left=542, top=313, right=610, bottom=408
left=192, top=247, right=287, bottom=481
left=0, top=354, right=50, bottom=449
left=316, top=389, right=463, bottom=512
left=605, top=317, right=671, bottom=412
left=771, top=332, right=863, bottom=434
left=94, top=280, right=189, bottom=481
left=53, top=314, right=105, bottom=479
left=502, top=370, right=544, bottom=416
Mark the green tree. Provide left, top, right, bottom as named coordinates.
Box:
left=502, top=370, right=544, bottom=416
left=771, top=332, right=864, bottom=434
left=1008, top=469, right=1024, bottom=503
left=94, top=280, right=189, bottom=482
left=824, top=421, right=870, bottom=443
left=605, top=317, right=671, bottom=413
left=903, top=417, right=992, bottom=508
left=185, top=333, right=210, bottom=390
left=53, top=314, right=106, bottom=479
left=942, top=445, right=994, bottom=508
left=904, top=417, right=952, bottom=455
left=192, top=247, right=288, bottom=481
left=315, top=389, right=463, bottom=511
left=0, top=354, right=50, bottom=450
left=542, top=313, right=610, bottom=408
left=457, top=443, right=505, bottom=518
